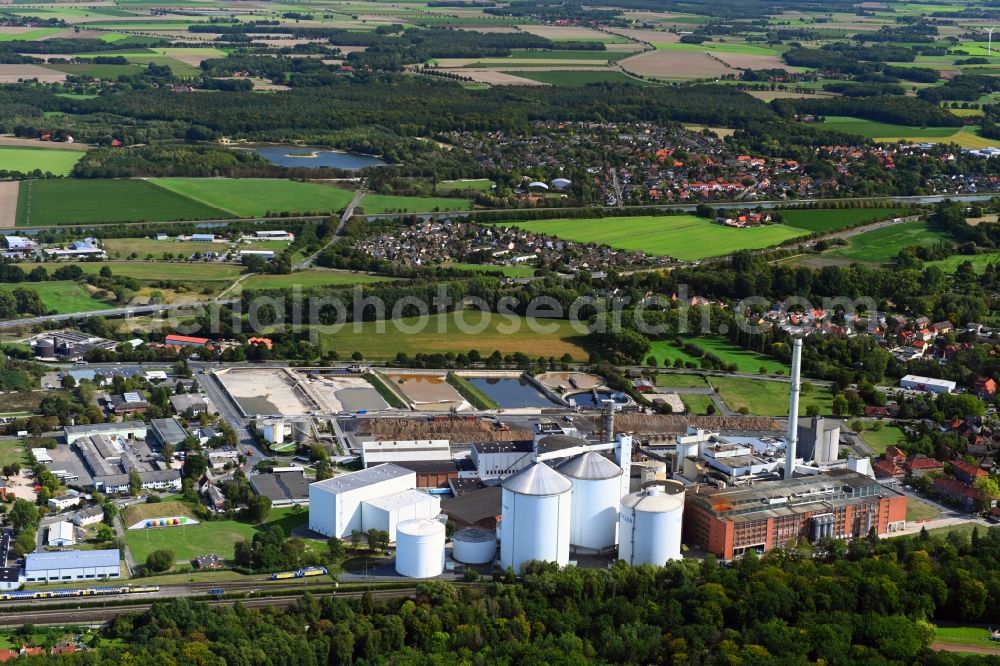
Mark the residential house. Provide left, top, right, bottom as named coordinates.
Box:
left=934, top=476, right=994, bottom=511
left=950, top=459, right=988, bottom=484
left=873, top=458, right=906, bottom=481
left=71, top=504, right=104, bottom=526
left=974, top=377, right=997, bottom=398
left=906, top=454, right=944, bottom=478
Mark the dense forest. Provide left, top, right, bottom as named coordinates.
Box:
left=21, top=526, right=1000, bottom=664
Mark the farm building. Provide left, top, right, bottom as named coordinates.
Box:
left=47, top=522, right=76, bottom=547
left=308, top=464, right=416, bottom=538
left=238, top=250, right=275, bottom=261
left=164, top=334, right=210, bottom=348
left=2, top=236, right=33, bottom=254
left=899, top=375, right=956, bottom=394
left=189, top=234, right=217, bottom=242
left=24, top=549, right=121, bottom=583
left=254, top=230, right=295, bottom=241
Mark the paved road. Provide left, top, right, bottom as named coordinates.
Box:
left=198, top=367, right=262, bottom=463
left=0, top=298, right=239, bottom=330
left=297, top=189, right=364, bottom=269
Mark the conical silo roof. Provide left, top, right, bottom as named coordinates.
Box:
left=502, top=462, right=571, bottom=496
left=557, top=451, right=622, bottom=480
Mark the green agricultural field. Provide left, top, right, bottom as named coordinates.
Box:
left=437, top=179, right=494, bottom=192
left=647, top=337, right=785, bottom=373
left=0, top=147, right=85, bottom=176
left=510, top=70, right=649, bottom=86
left=819, top=116, right=991, bottom=146
left=711, top=376, right=834, bottom=416
left=859, top=424, right=905, bottom=455
left=779, top=208, right=911, bottom=233
left=654, top=40, right=781, bottom=56
left=319, top=313, right=590, bottom=360
left=16, top=260, right=243, bottom=282
left=0, top=28, right=62, bottom=41
left=16, top=179, right=229, bottom=226
left=360, top=193, right=473, bottom=214
left=508, top=49, right=621, bottom=60
left=45, top=63, right=145, bottom=78
left=150, top=178, right=358, bottom=217
left=103, top=237, right=230, bottom=258
left=829, top=221, right=950, bottom=264
left=502, top=215, right=807, bottom=260
left=14, top=281, right=111, bottom=314
left=241, top=270, right=393, bottom=290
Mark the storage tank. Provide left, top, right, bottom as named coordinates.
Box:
left=452, top=527, right=497, bottom=564
left=618, top=482, right=685, bottom=566
left=395, top=518, right=446, bottom=578
left=262, top=420, right=284, bottom=444
left=500, top=462, right=572, bottom=572
left=33, top=338, right=55, bottom=358
left=556, top=452, right=622, bottom=552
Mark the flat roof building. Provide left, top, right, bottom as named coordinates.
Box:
left=361, top=489, right=441, bottom=541
left=899, top=374, right=956, bottom=394
left=149, top=418, right=188, bottom=448
left=684, top=469, right=907, bottom=561
left=361, top=439, right=451, bottom=468
left=47, top=521, right=75, bottom=547
left=308, top=464, right=415, bottom=538
left=25, top=549, right=121, bottom=583
left=249, top=469, right=309, bottom=507
left=64, top=421, right=146, bottom=445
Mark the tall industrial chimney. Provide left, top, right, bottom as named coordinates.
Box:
left=784, top=337, right=803, bottom=479
left=602, top=400, right=615, bottom=442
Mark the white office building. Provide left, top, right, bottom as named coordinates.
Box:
left=25, top=549, right=121, bottom=582
left=308, top=464, right=415, bottom=538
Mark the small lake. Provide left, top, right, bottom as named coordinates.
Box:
left=468, top=377, right=559, bottom=409
left=242, top=145, right=386, bottom=170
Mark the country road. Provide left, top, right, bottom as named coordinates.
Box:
left=297, top=188, right=364, bottom=269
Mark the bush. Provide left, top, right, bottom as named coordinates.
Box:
left=145, top=549, right=175, bottom=573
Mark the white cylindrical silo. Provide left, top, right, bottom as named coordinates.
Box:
left=395, top=518, right=446, bottom=578
left=556, top=452, right=622, bottom=552
left=452, top=527, right=497, bottom=564
left=500, top=462, right=572, bottom=573
left=618, top=482, right=685, bottom=567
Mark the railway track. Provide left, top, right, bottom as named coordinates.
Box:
left=0, top=588, right=418, bottom=628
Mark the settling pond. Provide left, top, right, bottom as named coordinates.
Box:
left=467, top=377, right=559, bottom=409
left=241, top=145, right=386, bottom=170
left=568, top=389, right=630, bottom=409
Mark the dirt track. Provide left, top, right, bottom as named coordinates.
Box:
left=0, top=181, right=19, bottom=229
left=931, top=642, right=1000, bottom=655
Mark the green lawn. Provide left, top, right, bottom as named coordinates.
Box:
left=499, top=215, right=807, bottom=260
left=437, top=179, right=494, bottom=192
left=859, top=424, right=905, bottom=455
left=0, top=147, right=86, bottom=176
left=510, top=70, right=649, bottom=86
left=360, top=193, right=473, bottom=214
left=681, top=394, right=716, bottom=415
left=779, top=208, right=911, bottom=234
left=0, top=439, right=29, bottom=468
left=933, top=625, right=1000, bottom=648
left=829, top=221, right=950, bottom=264
left=241, top=270, right=394, bottom=290
left=906, top=500, right=941, bottom=523
left=653, top=372, right=710, bottom=388
left=647, top=337, right=786, bottom=373
left=711, top=376, right=834, bottom=416
left=125, top=507, right=309, bottom=566
left=927, top=251, right=1000, bottom=273
left=150, top=178, right=357, bottom=217
left=13, top=281, right=111, bottom=314
left=103, top=237, right=231, bottom=258
left=16, top=179, right=229, bottom=226
left=319, top=313, right=590, bottom=360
